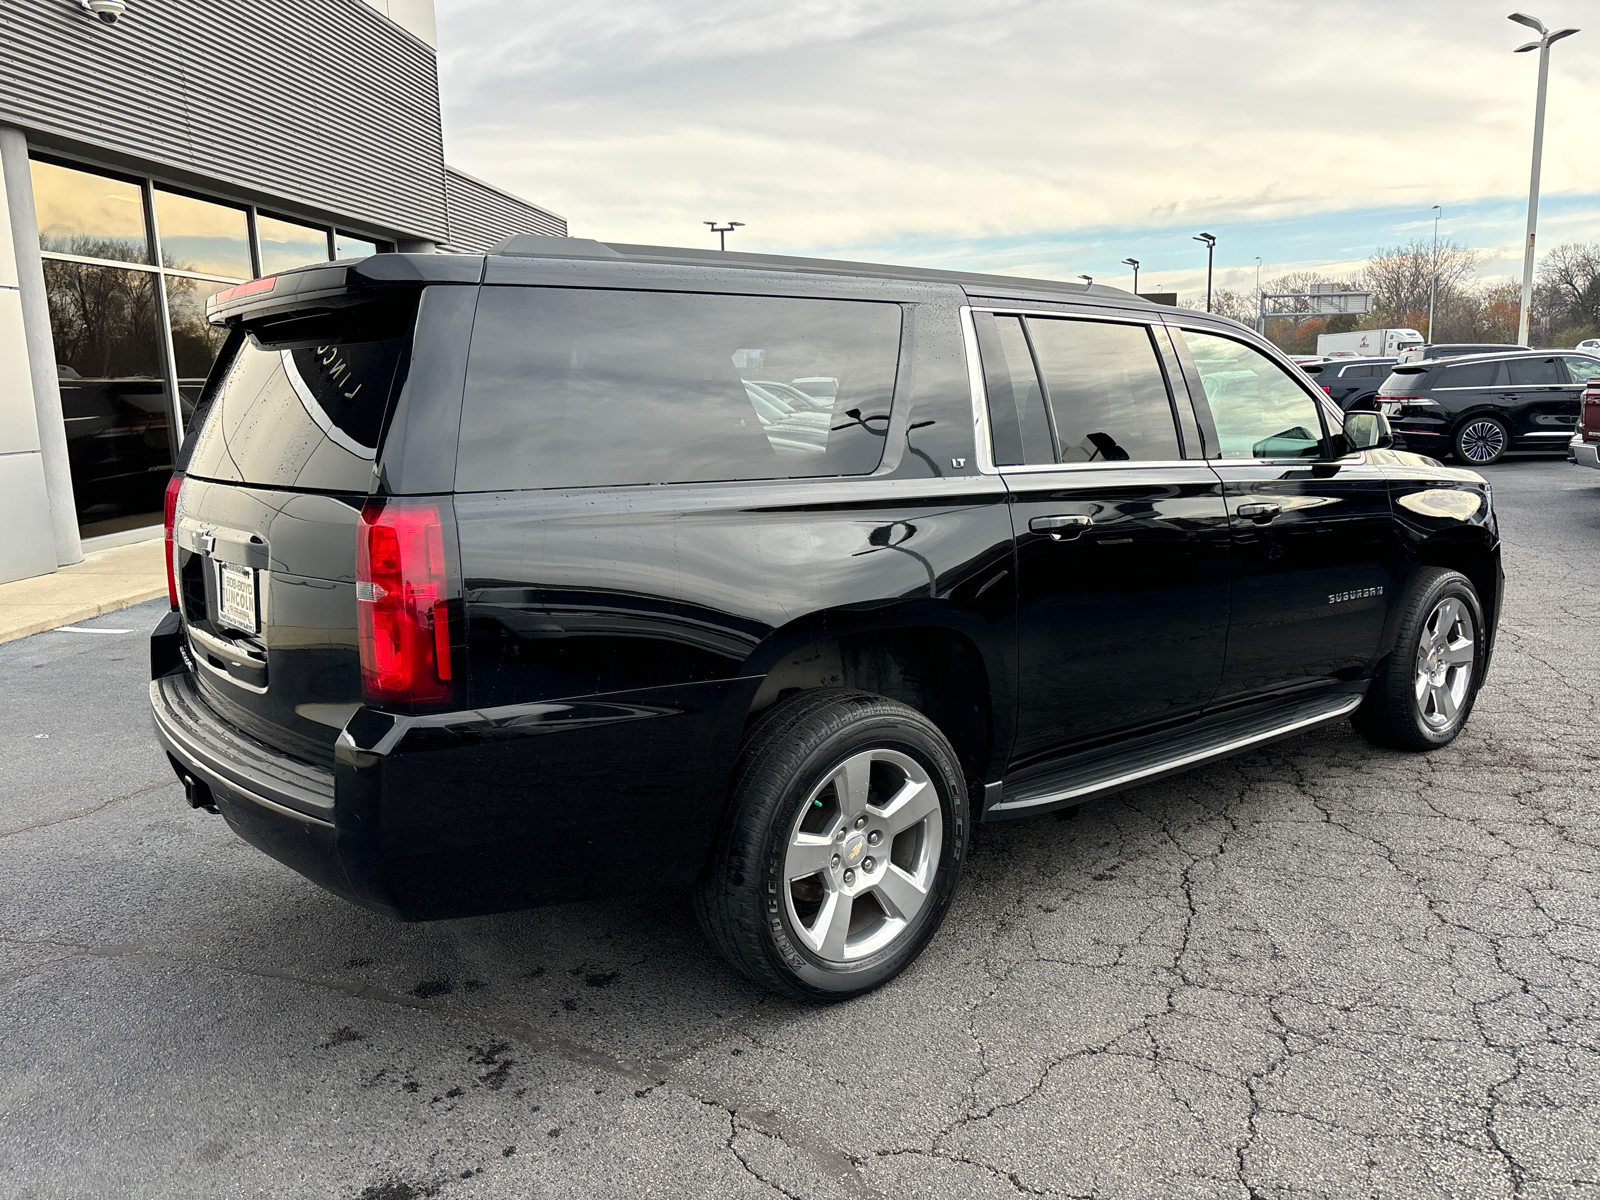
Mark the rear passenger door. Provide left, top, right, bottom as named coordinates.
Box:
left=971, top=308, right=1231, bottom=767
left=1504, top=355, right=1576, bottom=448
left=1169, top=326, right=1398, bottom=703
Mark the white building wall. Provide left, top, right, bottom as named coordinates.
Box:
left=364, top=0, right=438, bottom=47
left=0, top=148, right=62, bottom=584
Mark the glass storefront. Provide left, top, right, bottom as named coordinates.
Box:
left=31, top=155, right=392, bottom=537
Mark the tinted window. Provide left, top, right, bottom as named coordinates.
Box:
left=1442, top=360, right=1505, bottom=388
left=182, top=302, right=414, bottom=491
left=1026, top=318, right=1180, bottom=462
left=1179, top=330, right=1325, bottom=459
left=459, top=288, right=899, bottom=490
left=974, top=313, right=1052, bottom=466
left=257, top=215, right=330, bottom=275
left=1507, top=356, right=1563, bottom=385
left=1564, top=357, right=1600, bottom=385
left=31, top=158, right=150, bottom=264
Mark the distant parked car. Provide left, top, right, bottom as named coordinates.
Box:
left=1570, top=374, right=1600, bottom=472
left=1398, top=343, right=1515, bottom=364
left=1377, top=348, right=1600, bottom=464
left=1288, top=355, right=1330, bottom=367
left=1301, top=356, right=1397, bottom=412
left=1575, top=338, right=1600, bottom=355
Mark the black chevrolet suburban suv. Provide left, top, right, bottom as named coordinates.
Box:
left=151, top=238, right=1502, bottom=1001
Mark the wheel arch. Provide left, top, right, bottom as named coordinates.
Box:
left=740, top=613, right=1005, bottom=787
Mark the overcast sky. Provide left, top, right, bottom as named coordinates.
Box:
left=434, top=0, right=1600, bottom=299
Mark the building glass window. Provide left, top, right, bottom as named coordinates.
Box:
left=335, top=232, right=379, bottom=259
left=31, top=153, right=385, bottom=536
left=258, top=214, right=332, bottom=274
left=30, top=159, right=151, bottom=264
left=167, top=278, right=233, bottom=429
left=45, top=260, right=175, bottom=537
left=153, top=188, right=252, bottom=279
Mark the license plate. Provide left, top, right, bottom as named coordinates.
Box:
left=217, top=562, right=258, bottom=634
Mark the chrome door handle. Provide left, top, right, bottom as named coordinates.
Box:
left=1235, top=502, right=1282, bottom=523
left=1029, top=514, right=1094, bottom=540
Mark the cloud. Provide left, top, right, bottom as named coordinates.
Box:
left=435, top=0, right=1600, bottom=284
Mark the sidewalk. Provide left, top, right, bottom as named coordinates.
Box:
left=0, top=538, right=166, bottom=644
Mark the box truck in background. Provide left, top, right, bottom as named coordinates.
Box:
left=1316, top=328, right=1424, bottom=358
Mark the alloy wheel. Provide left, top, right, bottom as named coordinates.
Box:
left=782, top=748, right=943, bottom=963
left=1457, top=420, right=1506, bottom=464
left=1413, top=596, right=1476, bottom=730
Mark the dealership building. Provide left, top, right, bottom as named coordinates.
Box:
left=0, top=0, right=563, bottom=584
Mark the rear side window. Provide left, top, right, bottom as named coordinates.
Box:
left=1507, top=356, right=1563, bottom=386
left=1443, top=360, right=1506, bottom=387
left=181, top=301, right=413, bottom=491
left=972, top=313, right=1053, bottom=465
left=459, top=287, right=899, bottom=490
left=1026, top=318, right=1181, bottom=462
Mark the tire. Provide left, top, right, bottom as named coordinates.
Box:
left=1352, top=567, right=1485, bottom=751
left=694, top=689, right=969, bottom=1002
left=1453, top=415, right=1509, bottom=466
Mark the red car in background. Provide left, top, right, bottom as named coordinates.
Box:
left=1572, top=376, right=1600, bottom=472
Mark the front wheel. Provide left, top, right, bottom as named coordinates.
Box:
left=1453, top=415, right=1509, bottom=465
left=1353, top=567, right=1485, bottom=751
left=694, top=690, right=969, bottom=1002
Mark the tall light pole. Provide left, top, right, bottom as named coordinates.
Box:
left=1193, top=232, right=1216, bottom=313
left=1121, top=258, right=1140, bottom=295
left=704, top=220, right=744, bottom=250
left=1508, top=13, right=1580, bottom=347
left=1428, top=205, right=1441, bottom=341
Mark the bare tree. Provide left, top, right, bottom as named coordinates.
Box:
left=1537, top=243, right=1600, bottom=344
left=1362, top=238, right=1478, bottom=330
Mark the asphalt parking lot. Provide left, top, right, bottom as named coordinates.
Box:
left=3, top=456, right=1598, bottom=1200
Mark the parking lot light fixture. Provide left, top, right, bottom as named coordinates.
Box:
left=1193, top=233, right=1216, bottom=313
left=1121, top=258, right=1140, bottom=293
left=1508, top=13, right=1580, bottom=346
left=703, top=220, right=744, bottom=250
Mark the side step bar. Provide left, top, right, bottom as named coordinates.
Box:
left=987, top=690, right=1364, bottom=817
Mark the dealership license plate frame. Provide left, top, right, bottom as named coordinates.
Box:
left=216, top=561, right=259, bottom=634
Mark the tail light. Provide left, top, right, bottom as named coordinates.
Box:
left=1321, top=385, right=1332, bottom=394
left=1582, top=384, right=1600, bottom=442
left=356, top=498, right=455, bottom=706
left=162, top=473, right=184, bottom=610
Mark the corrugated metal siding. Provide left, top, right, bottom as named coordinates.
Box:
left=444, top=167, right=566, bottom=251
left=0, top=0, right=449, bottom=241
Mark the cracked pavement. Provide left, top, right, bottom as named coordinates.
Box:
left=3, top=457, right=1598, bottom=1199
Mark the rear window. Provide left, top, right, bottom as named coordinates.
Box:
left=1443, top=360, right=1507, bottom=388
left=458, top=287, right=900, bottom=490
left=180, top=299, right=414, bottom=491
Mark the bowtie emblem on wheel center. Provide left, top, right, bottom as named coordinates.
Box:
left=841, top=832, right=867, bottom=868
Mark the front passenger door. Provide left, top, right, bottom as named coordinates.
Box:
left=1170, top=327, right=1400, bottom=704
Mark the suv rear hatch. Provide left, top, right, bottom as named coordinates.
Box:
left=170, top=256, right=478, bottom=768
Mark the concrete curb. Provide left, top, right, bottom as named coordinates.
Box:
left=0, top=538, right=167, bottom=645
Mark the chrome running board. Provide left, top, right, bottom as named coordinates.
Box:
left=988, top=690, right=1364, bottom=817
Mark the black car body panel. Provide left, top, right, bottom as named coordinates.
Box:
left=1303, top=356, right=1397, bottom=411
left=151, top=245, right=1504, bottom=922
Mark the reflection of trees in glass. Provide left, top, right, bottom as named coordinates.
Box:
left=167, top=275, right=229, bottom=379
left=43, top=246, right=162, bottom=378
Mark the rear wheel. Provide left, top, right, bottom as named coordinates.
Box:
left=1453, top=415, right=1508, bottom=465
left=694, top=689, right=968, bottom=1002
left=1353, top=567, right=1484, bottom=750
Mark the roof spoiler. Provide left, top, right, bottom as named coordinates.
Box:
left=206, top=253, right=484, bottom=329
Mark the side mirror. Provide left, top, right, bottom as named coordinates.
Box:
left=1344, top=411, right=1393, bottom=452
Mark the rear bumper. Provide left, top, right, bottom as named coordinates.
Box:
left=1571, top=437, right=1600, bottom=470
left=150, top=613, right=752, bottom=921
